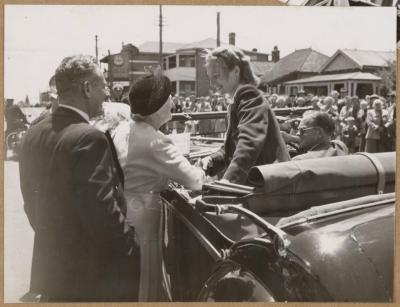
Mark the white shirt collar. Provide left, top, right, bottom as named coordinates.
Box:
left=58, top=104, right=90, bottom=123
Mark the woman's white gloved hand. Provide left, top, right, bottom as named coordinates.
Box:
left=196, top=156, right=213, bottom=173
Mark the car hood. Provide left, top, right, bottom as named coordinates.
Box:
left=283, top=203, right=394, bottom=302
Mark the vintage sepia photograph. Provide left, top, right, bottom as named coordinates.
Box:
left=4, top=4, right=396, bottom=303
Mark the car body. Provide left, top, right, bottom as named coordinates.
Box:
left=160, top=152, right=395, bottom=302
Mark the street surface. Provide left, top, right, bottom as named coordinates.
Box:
left=4, top=106, right=40, bottom=303
left=4, top=160, right=34, bottom=303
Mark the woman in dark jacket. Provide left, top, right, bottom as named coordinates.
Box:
left=199, top=46, right=290, bottom=184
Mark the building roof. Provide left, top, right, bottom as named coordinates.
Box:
left=177, top=38, right=270, bottom=57
left=284, top=71, right=381, bottom=85
left=320, top=49, right=395, bottom=72
left=262, top=48, right=330, bottom=84
left=137, top=41, right=185, bottom=54
left=177, top=38, right=229, bottom=51
left=99, top=41, right=185, bottom=62
left=251, top=61, right=275, bottom=76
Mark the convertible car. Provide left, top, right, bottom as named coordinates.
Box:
left=160, top=152, right=395, bottom=302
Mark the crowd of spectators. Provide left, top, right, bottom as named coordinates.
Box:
left=166, top=89, right=396, bottom=153
left=167, top=93, right=230, bottom=137
left=272, top=90, right=396, bottom=153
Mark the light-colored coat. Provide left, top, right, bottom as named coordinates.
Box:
left=118, top=117, right=204, bottom=301
left=366, top=109, right=388, bottom=140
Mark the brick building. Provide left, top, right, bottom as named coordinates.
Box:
left=100, top=42, right=184, bottom=99
left=163, top=33, right=277, bottom=97
left=100, top=34, right=278, bottom=98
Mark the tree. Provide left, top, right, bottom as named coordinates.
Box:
left=376, top=59, right=396, bottom=97
left=24, top=95, right=31, bottom=107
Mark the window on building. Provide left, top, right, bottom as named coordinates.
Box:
left=169, top=56, right=177, bottom=69
left=290, top=87, right=298, bottom=96
left=171, top=81, right=177, bottom=96
left=180, top=81, right=195, bottom=95
left=179, top=55, right=195, bottom=67
left=163, top=58, right=168, bottom=70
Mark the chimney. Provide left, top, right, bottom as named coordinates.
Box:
left=229, top=32, right=236, bottom=46
left=272, top=45, right=280, bottom=63
left=217, top=12, right=220, bottom=47
left=252, top=48, right=258, bottom=52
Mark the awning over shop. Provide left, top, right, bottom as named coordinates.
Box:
left=284, top=72, right=381, bottom=85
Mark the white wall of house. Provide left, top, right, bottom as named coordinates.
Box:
left=163, top=67, right=196, bottom=82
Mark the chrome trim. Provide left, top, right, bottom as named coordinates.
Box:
left=219, top=205, right=290, bottom=258
left=279, top=197, right=395, bottom=230
left=164, top=200, right=222, bottom=261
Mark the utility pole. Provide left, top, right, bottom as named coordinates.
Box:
left=159, top=5, right=163, bottom=70
left=217, top=12, right=220, bottom=47
left=107, top=49, right=113, bottom=89
left=95, top=35, right=99, bottom=63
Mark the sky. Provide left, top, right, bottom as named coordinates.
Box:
left=4, top=5, right=396, bottom=103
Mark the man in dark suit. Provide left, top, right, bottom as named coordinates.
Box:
left=19, top=55, right=140, bottom=302
left=292, top=111, right=348, bottom=160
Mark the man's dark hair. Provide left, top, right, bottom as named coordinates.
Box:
left=55, top=54, right=98, bottom=95
left=308, top=111, right=335, bottom=136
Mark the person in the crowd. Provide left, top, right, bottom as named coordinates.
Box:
left=270, top=94, right=278, bottom=108
left=357, top=99, right=369, bottom=152
left=296, top=97, right=306, bottom=107
left=341, top=116, right=358, bottom=153
left=351, top=96, right=360, bottom=117
left=288, top=94, right=296, bottom=108
left=18, top=54, right=140, bottom=302
left=297, top=89, right=306, bottom=99
left=277, top=95, right=287, bottom=108
left=385, top=92, right=396, bottom=151
left=330, top=90, right=339, bottom=105
left=292, top=111, right=348, bottom=160
left=305, top=93, right=314, bottom=106
left=387, top=91, right=396, bottom=108
left=198, top=46, right=290, bottom=184
left=369, top=94, right=379, bottom=109
left=339, top=88, right=348, bottom=99
left=365, top=95, right=371, bottom=108
left=319, top=96, right=340, bottom=137
left=112, top=83, right=124, bottom=102
left=339, top=96, right=353, bottom=122
left=117, top=73, right=205, bottom=301
left=365, top=99, right=388, bottom=153
left=198, top=97, right=213, bottom=135
left=4, top=99, right=29, bottom=138
left=214, top=97, right=227, bottom=138
left=310, top=96, right=320, bottom=110
left=182, top=97, right=191, bottom=112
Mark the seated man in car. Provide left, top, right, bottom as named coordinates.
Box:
left=283, top=111, right=348, bottom=160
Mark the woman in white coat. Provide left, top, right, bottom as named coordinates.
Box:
left=119, top=73, right=205, bottom=301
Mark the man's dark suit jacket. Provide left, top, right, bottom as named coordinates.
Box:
left=209, top=84, right=290, bottom=184
left=19, top=106, right=139, bottom=301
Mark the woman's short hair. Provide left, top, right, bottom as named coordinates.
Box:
left=204, top=46, right=259, bottom=86
left=373, top=99, right=383, bottom=109
left=129, top=72, right=171, bottom=116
